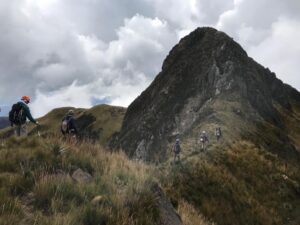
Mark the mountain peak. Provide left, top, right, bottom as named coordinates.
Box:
left=112, top=27, right=300, bottom=162
left=162, top=27, right=247, bottom=71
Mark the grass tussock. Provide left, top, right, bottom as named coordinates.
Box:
left=0, top=136, right=159, bottom=225
left=178, top=200, right=215, bottom=225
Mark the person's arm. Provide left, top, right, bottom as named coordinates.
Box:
left=21, top=103, right=37, bottom=124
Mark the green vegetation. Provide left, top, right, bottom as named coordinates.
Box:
left=163, top=141, right=300, bottom=225
left=0, top=137, right=161, bottom=225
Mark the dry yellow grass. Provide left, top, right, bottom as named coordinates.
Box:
left=178, top=200, right=215, bottom=225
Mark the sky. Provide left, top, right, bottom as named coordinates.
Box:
left=0, top=0, right=299, bottom=117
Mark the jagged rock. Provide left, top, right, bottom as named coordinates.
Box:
left=111, top=27, right=300, bottom=162
left=152, top=185, right=183, bottom=225
left=71, top=168, right=92, bottom=183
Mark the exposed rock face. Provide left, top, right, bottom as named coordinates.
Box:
left=112, top=27, right=300, bottom=161
left=152, top=185, right=183, bottom=225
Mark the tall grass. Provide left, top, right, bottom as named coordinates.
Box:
left=1, top=135, right=298, bottom=225
left=161, top=141, right=300, bottom=225
left=0, top=136, right=160, bottom=225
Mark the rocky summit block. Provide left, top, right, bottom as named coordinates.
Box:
left=111, top=27, right=300, bottom=162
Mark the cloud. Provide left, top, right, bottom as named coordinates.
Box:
left=0, top=0, right=299, bottom=118
left=247, top=17, right=300, bottom=90
left=31, top=81, right=92, bottom=117
left=215, top=0, right=300, bottom=90
left=29, top=14, right=177, bottom=116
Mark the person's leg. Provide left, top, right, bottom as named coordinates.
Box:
left=20, top=124, right=27, bottom=137
left=14, top=125, right=21, bottom=137
left=175, top=153, right=179, bottom=162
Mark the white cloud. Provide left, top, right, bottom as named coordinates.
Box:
left=215, top=0, right=300, bottom=90
left=28, top=14, right=177, bottom=116
left=247, top=17, right=300, bottom=90
left=31, top=81, right=92, bottom=117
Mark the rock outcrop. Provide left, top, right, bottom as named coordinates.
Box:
left=112, top=27, right=300, bottom=161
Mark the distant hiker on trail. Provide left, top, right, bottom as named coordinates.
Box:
left=61, top=110, right=78, bottom=139
left=9, top=96, right=39, bottom=137
left=215, top=127, right=222, bottom=141
left=172, top=138, right=181, bottom=162
left=199, top=131, right=209, bottom=151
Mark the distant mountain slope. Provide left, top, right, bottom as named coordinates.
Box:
left=0, top=104, right=126, bottom=145
left=0, top=117, right=9, bottom=129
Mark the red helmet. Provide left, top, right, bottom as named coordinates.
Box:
left=21, top=96, right=31, bottom=103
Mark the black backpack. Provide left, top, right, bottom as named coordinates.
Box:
left=9, top=103, right=24, bottom=126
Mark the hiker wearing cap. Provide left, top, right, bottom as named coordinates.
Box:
left=61, top=110, right=78, bottom=138
left=199, top=131, right=209, bottom=151
left=172, top=138, right=181, bottom=162
left=9, top=96, right=39, bottom=137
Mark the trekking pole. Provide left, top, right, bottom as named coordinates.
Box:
left=36, top=124, right=41, bottom=137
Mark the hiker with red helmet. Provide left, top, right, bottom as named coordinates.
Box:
left=9, top=96, right=39, bottom=137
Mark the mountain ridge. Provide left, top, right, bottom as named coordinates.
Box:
left=0, top=104, right=126, bottom=145
left=112, top=27, right=300, bottom=162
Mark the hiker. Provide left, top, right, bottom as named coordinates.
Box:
left=9, top=96, right=39, bottom=137
left=199, top=131, right=209, bottom=151
left=172, top=138, right=181, bottom=162
left=61, top=110, right=78, bottom=139
left=215, top=127, right=222, bottom=141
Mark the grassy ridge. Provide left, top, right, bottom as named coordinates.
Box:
left=1, top=102, right=300, bottom=225
left=162, top=141, right=300, bottom=225
left=1, top=135, right=299, bottom=225
left=0, top=136, right=213, bottom=225
left=0, top=104, right=126, bottom=146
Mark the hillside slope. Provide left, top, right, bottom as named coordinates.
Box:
left=0, top=136, right=214, bottom=225
left=0, top=104, right=126, bottom=146
left=109, top=27, right=300, bottom=225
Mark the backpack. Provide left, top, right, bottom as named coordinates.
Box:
left=9, top=103, right=24, bottom=125
left=61, top=118, right=70, bottom=134
left=174, top=143, right=181, bottom=153
left=216, top=128, right=221, bottom=137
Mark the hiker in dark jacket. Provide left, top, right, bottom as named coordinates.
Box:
left=9, top=96, right=39, bottom=137
left=215, top=127, right=222, bottom=141
left=172, top=138, right=181, bottom=162
left=61, top=110, right=78, bottom=137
